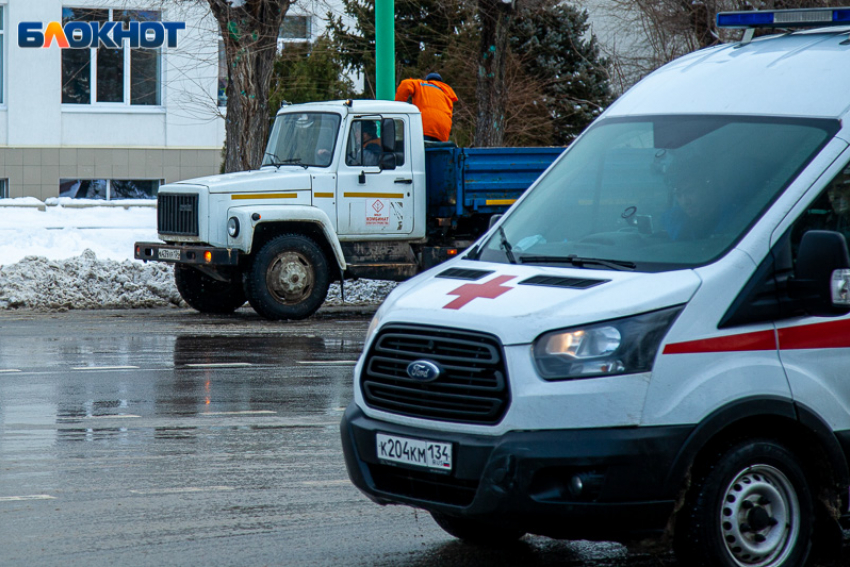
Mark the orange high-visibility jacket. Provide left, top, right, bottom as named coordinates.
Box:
left=394, top=78, right=458, bottom=142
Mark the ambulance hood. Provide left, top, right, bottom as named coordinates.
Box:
left=171, top=167, right=312, bottom=195
left=377, top=259, right=702, bottom=346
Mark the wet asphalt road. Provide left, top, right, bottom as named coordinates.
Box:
left=0, top=307, right=845, bottom=566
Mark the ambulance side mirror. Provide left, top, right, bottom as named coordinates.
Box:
left=792, top=230, right=850, bottom=316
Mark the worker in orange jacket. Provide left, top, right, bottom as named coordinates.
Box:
left=394, top=73, right=458, bottom=142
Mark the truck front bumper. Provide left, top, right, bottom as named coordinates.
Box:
left=341, top=404, right=694, bottom=542
left=134, top=241, right=241, bottom=267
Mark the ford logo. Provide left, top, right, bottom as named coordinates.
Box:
left=406, top=360, right=441, bottom=382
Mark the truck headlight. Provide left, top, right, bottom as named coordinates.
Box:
left=533, top=306, right=682, bottom=380
left=227, top=217, right=240, bottom=237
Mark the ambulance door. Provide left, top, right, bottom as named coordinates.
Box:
left=776, top=158, right=850, bottom=433
left=337, top=116, right=414, bottom=235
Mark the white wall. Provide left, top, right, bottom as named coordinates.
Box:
left=2, top=0, right=224, bottom=150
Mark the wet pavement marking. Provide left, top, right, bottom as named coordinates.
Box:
left=71, top=365, right=140, bottom=371
left=56, top=414, right=142, bottom=421
left=300, top=480, right=352, bottom=487
left=129, top=486, right=235, bottom=495
left=0, top=495, right=57, bottom=502
left=185, top=363, right=254, bottom=368
left=0, top=369, right=21, bottom=373
left=296, top=360, right=358, bottom=365
left=202, top=410, right=277, bottom=416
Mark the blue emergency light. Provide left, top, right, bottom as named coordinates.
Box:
left=717, top=7, right=850, bottom=29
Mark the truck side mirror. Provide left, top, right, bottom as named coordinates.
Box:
left=381, top=118, right=396, bottom=153
left=379, top=152, right=397, bottom=171
left=791, top=230, right=850, bottom=316
left=489, top=214, right=503, bottom=230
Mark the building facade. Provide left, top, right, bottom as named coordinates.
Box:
left=0, top=0, right=225, bottom=201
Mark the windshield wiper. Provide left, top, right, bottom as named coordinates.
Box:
left=263, top=151, right=283, bottom=165
left=278, top=158, right=309, bottom=169
left=498, top=227, right=517, bottom=264
left=520, top=254, right=636, bottom=271
left=263, top=154, right=309, bottom=169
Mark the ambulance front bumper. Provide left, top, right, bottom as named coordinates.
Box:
left=341, top=404, right=693, bottom=541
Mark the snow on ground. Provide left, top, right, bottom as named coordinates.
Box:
left=0, top=199, right=395, bottom=311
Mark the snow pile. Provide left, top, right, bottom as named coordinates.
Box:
left=0, top=250, right=395, bottom=311
left=0, top=201, right=396, bottom=311
left=327, top=279, right=398, bottom=306
left=0, top=250, right=182, bottom=311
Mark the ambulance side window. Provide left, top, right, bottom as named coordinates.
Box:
left=791, top=165, right=850, bottom=257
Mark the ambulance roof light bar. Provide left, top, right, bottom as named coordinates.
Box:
left=717, top=7, right=850, bottom=30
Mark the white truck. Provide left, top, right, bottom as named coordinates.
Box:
left=341, top=8, right=850, bottom=567
left=134, top=100, right=560, bottom=320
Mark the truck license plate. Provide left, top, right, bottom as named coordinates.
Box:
left=158, top=248, right=181, bottom=261
left=376, top=433, right=452, bottom=471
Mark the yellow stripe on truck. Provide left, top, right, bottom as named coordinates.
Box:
left=486, top=199, right=516, bottom=206
left=314, top=192, right=335, bottom=198
left=343, top=192, right=404, bottom=199
left=231, top=192, right=301, bottom=200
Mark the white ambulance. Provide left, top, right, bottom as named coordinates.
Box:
left=341, top=8, right=850, bottom=567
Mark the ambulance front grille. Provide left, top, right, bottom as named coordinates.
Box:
left=361, top=324, right=510, bottom=425
left=158, top=193, right=199, bottom=236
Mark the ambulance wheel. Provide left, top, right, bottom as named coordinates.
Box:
left=674, top=439, right=813, bottom=567
left=430, top=512, right=525, bottom=546
left=174, top=265, right=246, bottom=314
left=244, top=234, right=330, bottom=321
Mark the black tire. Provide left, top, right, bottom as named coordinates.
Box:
left=674, top=438, right=814, bottom=567
left=174, top=264, right=246, bottom=314
left=430, top=512, right=525, bottom=546
left=244, top=234, right=330, bottom=321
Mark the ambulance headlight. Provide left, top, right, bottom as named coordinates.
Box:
left=533, top=306, right=682, bottom=380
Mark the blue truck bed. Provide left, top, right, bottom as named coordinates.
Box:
left=424, top=146, right=564, bottom=220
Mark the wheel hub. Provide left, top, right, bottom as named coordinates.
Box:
left=267, top=250, right=314, bottom=303
left=719, top=464, right=799, bottom=566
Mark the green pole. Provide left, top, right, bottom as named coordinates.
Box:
left=375, top=0, right=395, bottom=100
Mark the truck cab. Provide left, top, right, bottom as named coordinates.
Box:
left=136, top=101, right=426, bottom=320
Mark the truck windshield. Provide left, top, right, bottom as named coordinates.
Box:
left=263, top=112, right=341, bottom=168
left=478, top=115, right=838, bottom=271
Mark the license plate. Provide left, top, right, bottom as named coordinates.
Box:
left=376, top=433, right=452, bottom=471
left=158, top=248, right=181, bottom=261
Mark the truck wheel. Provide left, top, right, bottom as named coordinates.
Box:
left=244, top=234, right=330, bottom=320
left=674, top=439, right=813, bottom=567
left=174, top=265, right=246, bottom=314
left=430, top=512, right=525, bottom=546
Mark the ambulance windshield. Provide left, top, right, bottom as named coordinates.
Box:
left=263, top=112, right=341, bottom=168
left=479, top=115, right=838, bottom=271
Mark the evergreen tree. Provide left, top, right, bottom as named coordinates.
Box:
left=329, top=0, right=611, bottom=147
left=511, top=1, right=612, bottom=144
left=327, top=0, right=471, bottom=97
left=268, top=36, right=357, bottom=110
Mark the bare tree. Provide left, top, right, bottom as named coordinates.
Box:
left=602, top=0, right=845, bottom=91
left=206, top=0, right=292, bottom=172
left=474, top=0, right=517, bottom=147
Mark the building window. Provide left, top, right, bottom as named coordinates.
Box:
left=61, top=8, right=162, bottom=106
left=59, top=179, right=160, bottom=200
left=0, top=179, right=8, bottom=199
left=280, top=16, right=311, bottom=41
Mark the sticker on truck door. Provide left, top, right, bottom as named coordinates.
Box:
left=366, top=200, right=404, bottom=230
left=366, top=199, right=389, bottom=226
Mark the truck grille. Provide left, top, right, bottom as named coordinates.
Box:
left=158, top=193, right=199, bottom=236
left=361, top=325, right=510, bottom=425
